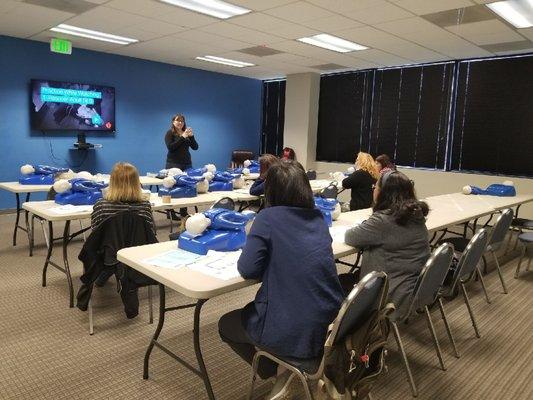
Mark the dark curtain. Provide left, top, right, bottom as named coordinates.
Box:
left=261, top=80, right=285, bottom=156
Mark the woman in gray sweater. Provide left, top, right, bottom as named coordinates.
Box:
left=344, top=171, right=430, bottom=316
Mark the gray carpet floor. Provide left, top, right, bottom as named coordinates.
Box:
left=0, top=211, right=531, bottom=400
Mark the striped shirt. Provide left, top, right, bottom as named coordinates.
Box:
left=91, top=199, right=156, bottom=235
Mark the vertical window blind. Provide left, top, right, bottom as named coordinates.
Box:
left=261, top=80, right=286, bottom=156
left=451, top=55, right=533, bottom=177
left=368, top=63, right=454, bottom=169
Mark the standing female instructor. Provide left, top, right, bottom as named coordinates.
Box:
left=165, top=114, right=199, bottom=170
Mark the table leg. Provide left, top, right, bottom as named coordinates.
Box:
left=142, top=284, right=214, bottom=399
left=42, top=221, right=54, bottom=287
left=143, top=284, right=166, bottom=379
left=12, top=193, right=21, bottom=246
left=193, top=299, right=215, bottom=400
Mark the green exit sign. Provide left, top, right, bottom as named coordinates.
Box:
left=50, top=38, right=72, bottom=55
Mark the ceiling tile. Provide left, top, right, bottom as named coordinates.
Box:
left=345, top=2, right=414, bottom=24
left=422, top=4, right=494, bottom=27
left=446, top=20, right=525, bottom=45
left=263, top=1, right=336, bottom=23
left=302, top=15, right=365, bottom=32
left=271, top=24, right=320, bottom=40
left=479, top=40, right=533, bottom=53
left=375, top=16, right=441, bottom=35
left=229, top=0, right=297, bottom=12
left=107, top=0, right=218, bottom=28
left=520, top=27, right=533, bottom=41
left=229, top=12, right=289, bottom=32
left=62, top=7, right=151, bottom=32
left=200, top=22, right=286, bottom=45
left=351, top=49, right=413, bottom=66
left=31, top=30, right=123, bottom=52
left=0, top=2, right=73, bottom=38
left=0, top=0, right=20, bottom=14
left=174, top=30, right=250, bottom=51
left=23, top=0, right=97, bottom=14
left=390, top=0, right=475, bottom=15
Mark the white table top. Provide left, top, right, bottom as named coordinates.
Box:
left=22, top=191, right=259, bottom=222
left=117, top=220, right=358, bottom=300
left=139, top=176, right=164, bottom=186
left=243, top=173, right=260, bottom=180
left=0, top=181, right=52, bottom=193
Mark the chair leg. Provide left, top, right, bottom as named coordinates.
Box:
left=476, top=266, right=491, bottom=304
left=460, top=283, right=480, bottom=338
left=514, top=245, right=526, bottom=278
left=424, top=306, right=446, bottom=371
left=481, top=255, right=488, bottom=275
left=491, top=250, right=508, bottom=294
left=148, top=285, right=153, bottom=324
left=391, top=322, right=418, bottom=397
left=437, top=298, right=459, bottom=358
left=296, top=373, right=314, bottom=400
left=247, top=353, right=260, bottom=400
left=88, top=300, right=94, bottom=335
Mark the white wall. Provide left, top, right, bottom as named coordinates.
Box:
left=316, top=161, right=533, bottom=219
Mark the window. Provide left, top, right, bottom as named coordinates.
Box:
left=261, top=80, right=285, bottom=156
left=316, top=71, right=373, bottom=163
left=368, top=63, right=454, bottom=169
left=451, top=55, right=533, bottom=177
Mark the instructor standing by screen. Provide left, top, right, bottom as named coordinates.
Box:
left=165, top=114, right=199, bottom=170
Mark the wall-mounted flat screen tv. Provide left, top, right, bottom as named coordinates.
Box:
left=30, top=79, right=115, bottom=131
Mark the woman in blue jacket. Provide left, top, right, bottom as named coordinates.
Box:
left=219, top=161, right=344, bottom=399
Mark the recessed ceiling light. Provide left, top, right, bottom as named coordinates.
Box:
left=195, top=55, right=254, bottom=68
left=486, top=0, right=533, bottom=28
left=159, top=0, right=250, bottom=19
left=50, top=24, right=138, bottom=45
left=297, top=34, right=368, bottom=53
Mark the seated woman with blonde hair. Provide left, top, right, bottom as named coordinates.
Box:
left=341, top=152, right=380, bottom=211
left=90, top=162, right=155, bottom=286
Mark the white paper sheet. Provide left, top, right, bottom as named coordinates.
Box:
left=50, top=205, right=93, bottom=214
left=329, top=226, right=350, bottom=243
left=187, top=250, right=242, bottom=280
left=143, top=249, right=202, bottom=269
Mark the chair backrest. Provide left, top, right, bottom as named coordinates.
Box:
left=405, top=243, right=454, bottom=318
left=212, top=197, right=235, bottom=211
left=320, top=183, right=338, bottom=199
left=451, top=228, right=489, bottom=289
left=47, top=187, right=57, bottom=201
left=488, top=208, right=513, bottom=251
left=231, top=150, right=254, bottom=168
left=306, top=170, right=317, bottom=180
left=327, top=272, right=389, bottom=346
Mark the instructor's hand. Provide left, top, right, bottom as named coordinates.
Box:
left=185, top=127, right=193, bottom=137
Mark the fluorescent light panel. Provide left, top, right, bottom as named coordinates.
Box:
left=486, top=0, right=533, bottom=28
left=297, top=34, right=368, bottom=53
left=159, top=0, right=250, bottom=19
left=50, top=24, right=138, bottom=45
left=196, top=55, right=254, bottom=67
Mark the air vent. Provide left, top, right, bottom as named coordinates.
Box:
left=238, top=46, right=283, bottom=57
left=421, top=5, right=495, bottom=27
left=23, top=0, right=97, bottom=14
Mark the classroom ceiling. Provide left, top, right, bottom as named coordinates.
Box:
left=1, top=0, right=533, bottom=79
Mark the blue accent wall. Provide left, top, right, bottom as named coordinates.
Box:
left=0, top=35, right=262, bottom=210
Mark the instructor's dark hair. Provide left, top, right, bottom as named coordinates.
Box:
left=171, top=114, right=186, bottom=133
left=265, top=161, right=314, bottom=209
left=373, top=171, right=428, bottom=225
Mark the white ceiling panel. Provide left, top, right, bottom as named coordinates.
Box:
left=230, top=12, right=289, bottom=32
left=520, top=27, right=533, bottom=41
left=0, top=2, right=73, bottom=38
left=270, top=24, right=320, bottom=40
left=306, top=0, right=377, bottom=13
left=229, top=0, right=298, bottom=12
left=63, top=7, right=152, bottom=32
left=447, top=20, right=527, bottom=44
left=303, top=15, right=365, bottom=32
left=375, top=17, right=441, bottom=35
left=390, top=0, right=475, bottom=15
left=174, top=30, right=250, bottom=51
left=263, top=1, right=336, bottom=23
left=199, top=22, right=286, bottom=45
left=31, top=31, right=123, bottom=52
left=352, top=49, right=414, bottom=66
left=345, top=2, right=414, bottom=24
left=0, top=0, right=19, bottom=14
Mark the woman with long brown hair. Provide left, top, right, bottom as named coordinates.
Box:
left=249, top=154, right=280, bottom=196
left=164, top=114, right=199, bottom=170
left=341, top=152, right=379, bottom=211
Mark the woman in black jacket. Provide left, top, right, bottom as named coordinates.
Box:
left=342, top=152, right=380, bottom=211
left=164, top=114, right=199, bottom=170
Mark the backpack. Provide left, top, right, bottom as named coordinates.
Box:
left=317, top=302, right=395, bottom=399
